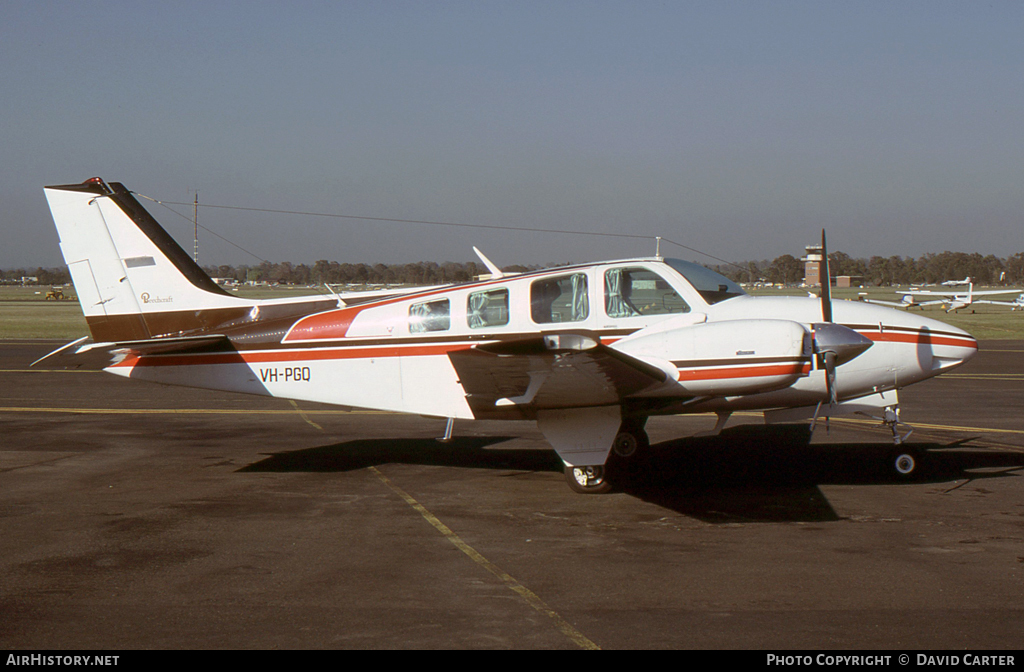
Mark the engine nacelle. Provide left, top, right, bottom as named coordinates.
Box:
left=614, top=319, right=812, bottom=396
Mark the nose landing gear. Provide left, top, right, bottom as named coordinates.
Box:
left=876, top=406, right=920, bottom=477
left=882, top=406, right=914, bottom=445
left=857, top=404, right=921, bottom=477
left=858, top=405, right=914, bottom=445
left=892, top=449, right=919, bottom=476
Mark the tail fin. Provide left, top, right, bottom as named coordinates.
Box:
left=44, top=178, right=248, bottom=342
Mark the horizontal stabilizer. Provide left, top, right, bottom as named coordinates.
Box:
left=32, top=334, right=231, bottom=370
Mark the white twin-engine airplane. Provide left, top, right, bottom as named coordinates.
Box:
left=864, top=278, right=1024, bottom=312
left=37, top=178, right=979, bottom=493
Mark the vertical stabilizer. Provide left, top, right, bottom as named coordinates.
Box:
left=43, top=178, right=247, bottom=342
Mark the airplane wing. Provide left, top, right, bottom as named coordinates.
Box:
left=901, top=289, right=957, bottom=297
left=860, top=298, right=914, bottom=308
left=32, top=334, right=232, bottom=370
left=964, top=289, right=1024, bottom=296
left=333, top=284, right=449, bottom=306
left=861, top=297, right=945, bottom=308
left=902, top=288, right=1020, bottom=298
left=974, top=297, right=1024, bottom=307
left=448, top=332, right=671, bottom=419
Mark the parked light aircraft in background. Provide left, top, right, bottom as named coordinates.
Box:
left=36, top=178, right=979, bottom=492
left=862, top=277, right=1024, bottom=313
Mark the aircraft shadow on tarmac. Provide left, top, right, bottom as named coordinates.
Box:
left=240, top=435, right=550, bottom=474
left=618, top=427, right=1024, bottom=522
left=240, top=425, right=1023, bottom=524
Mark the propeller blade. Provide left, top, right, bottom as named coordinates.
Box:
left=823, top=351, right=837, bottom=406
left=820, top=229, right=832, bottom=323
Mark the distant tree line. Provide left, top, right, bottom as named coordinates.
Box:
left=200, top=260, right=536, bottom=286
left=0, top=267, right=71, bottom=285
left=711, top=251, right=1024, bottom=286
left=6, top=251, right=1024, bottom=288
left=202, top=251, right=1024, bottom=287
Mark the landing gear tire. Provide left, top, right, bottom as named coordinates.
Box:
left=892, top=449, right=919, bottom=477
left=563, top=419, right=648, bottom=494
left=609, top=424, right=650, bottom=487
left=564, top=465, right=613, bottom=494
left=612, top=417, right=650, bottom=457
left=612, top=428, right=648, bottom=458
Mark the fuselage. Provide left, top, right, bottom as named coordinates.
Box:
left=109, top=257, right=978, bottom=420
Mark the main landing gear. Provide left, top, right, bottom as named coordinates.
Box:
left=563, top=419, right=649, bottom=494
left=564, top=465, right=612, bottom=494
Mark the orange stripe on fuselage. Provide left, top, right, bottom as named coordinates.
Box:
left=677, top=362, right=811, bottom=382
left=859, top=330, right=978, bottom=349
left=113, top=343, right=476, bottom=368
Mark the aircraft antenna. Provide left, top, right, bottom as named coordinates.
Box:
left=134, top=192, right=271, bottom=263
left=473, top=246, right=505, bottom=279
left=144, top=194, right=752, bottom=272
left=323, top=283, right=344, bottom=307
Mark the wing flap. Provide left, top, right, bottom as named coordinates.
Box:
left=448, top=332, right=668, bottom=419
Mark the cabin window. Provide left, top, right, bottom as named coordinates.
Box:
left=604, top=267, right=689, bottom=318
left=531, top=273, right=589, bottom=324
left=467, top=288, right=509, bottom=329
left=409, top=298, right=450, bottom=333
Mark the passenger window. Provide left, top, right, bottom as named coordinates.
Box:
left=409, top=298, right=450, bottom=333
left=531, top=273, right=589, bottom=324
left=468, top=288, right=509, bottom=329
left=604, top=268, right=689, bottom=318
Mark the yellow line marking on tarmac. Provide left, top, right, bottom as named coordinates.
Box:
left=271, top=396, right=599, bottom=649
left=729, top=410, right=1024, bottom=437
left=0, top=406, right=389, bottom=415
left=831, top=416, right=1024, bottom=436
left=0, top=369, right=100, bottom=373
left=946, top=376, right=1024, bottom=381
left=289, top=400, right=324, bottom=431
left=947, top=373, right=1024, bottom=376
left=368, top=466, right=600, bottom=650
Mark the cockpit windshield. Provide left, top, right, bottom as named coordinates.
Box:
left=663, top=258, right=746, bottom=305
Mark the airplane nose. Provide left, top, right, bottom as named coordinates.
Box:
left=914, top=316, right=978, bottom=373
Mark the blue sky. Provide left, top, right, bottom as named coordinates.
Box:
left=3, top=1, right=1023, bottom=268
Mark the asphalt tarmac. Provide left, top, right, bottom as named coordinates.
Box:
left=1, top=339, right=1022, bottom=650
